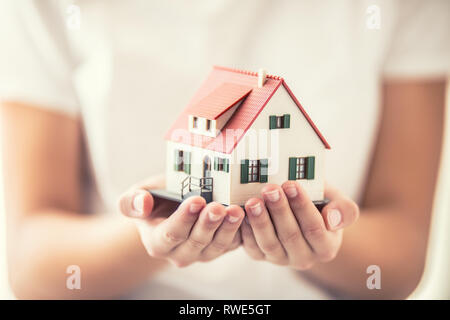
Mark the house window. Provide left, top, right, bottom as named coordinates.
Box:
left=214, top=157, right=229, bottom=172
left=288, top=156, right=315, bottom=180
left=206, top=119, right=212, bottom=131
left=240, top=159, right=268, bottom=183
left=277, top=116, right=282, bottom=128
left=193, top=117, right=198, bottom=128
left=296, top=157, right=306, bottom=179
left=174, top=149, right=191, bottom=174
left=269, top=114, right=290, bottom=129
left=248, top=160, right=260, bottom=182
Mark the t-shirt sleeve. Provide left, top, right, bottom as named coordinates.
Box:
left=383, top=0, right=450, bottom=78
left=0, top=0, right=79, bottom=116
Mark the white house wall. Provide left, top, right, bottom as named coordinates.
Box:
left=166, top=141, right=231, bottom=204
left=215, top=101, right=241, bottom=132
left=229, top=86, right=326, bottom=205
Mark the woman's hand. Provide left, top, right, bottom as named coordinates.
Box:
left=241, top=182, right=359, bottom=270
left=118, top=176, right=245, bottom=267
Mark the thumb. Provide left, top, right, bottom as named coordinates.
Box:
left=321, top=197, right=359, bottom=231
left=118, top=189, right=154, bottom=218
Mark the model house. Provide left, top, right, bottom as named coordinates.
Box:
left=154, top=66, right=330, bottom=206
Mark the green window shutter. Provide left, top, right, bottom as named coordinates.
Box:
left=214, top=157, right=218, bottom=171
left=306, top=156, right=315, bottom=180
left=288, top=157, right=297, bottom=180
left=224, top=159, right=229, bottom=173
left=183, top=151, right=191, bottom=174
left=269, top=115, right=277, bottom=129
left=259, top=159, right=268, bottom=183
left=240, top=159, right=249, bottom=183
left=283, top=114, right=290, bottom=128
left=174, top=149, right=180, bottom=171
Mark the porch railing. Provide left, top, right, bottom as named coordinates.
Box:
left=181, top=176, right=213, bottom=199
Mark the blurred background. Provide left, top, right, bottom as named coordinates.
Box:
left=1, top=150, right=13, bottom=298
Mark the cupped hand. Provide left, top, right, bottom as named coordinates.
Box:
left=118, top=176, right=245, bottom=267
left=241, top=182, right=359, bottom=270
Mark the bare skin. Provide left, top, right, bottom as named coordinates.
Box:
left=240, top=79, right=445, bottom=299
left=119, top=176, right=244, bottom=267
left=1, top=103, right=163, bottom=299
left=241, top=183, right=358, bottom=269
left=1, top=79, right=444, bottom=299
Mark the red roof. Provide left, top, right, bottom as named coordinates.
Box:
left=165, top=66, right=331, bottom=154
left=189, top=82, right=252, bottom=120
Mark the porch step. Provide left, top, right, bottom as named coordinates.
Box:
left=182, top=190, right=212, bottom=203
left=182, top=190, right=201, bottom=199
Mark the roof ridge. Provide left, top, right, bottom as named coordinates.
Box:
left=213, top=65, right=284, bottom=81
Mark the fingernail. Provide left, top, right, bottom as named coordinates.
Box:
left=189, top=203, right=203, bottom=214
left=249, top=203, right=262, bottom=216
left=227, top=215, right=240, bottom=223
left=208, top=210, right=222, bottom=222
left=132, top=193, right=145, bottom=214
left=328, top=209, right=342, bottom=229
left=284, top=186, right=297, bottom=198
left=264, top=189, right=280, bottom=202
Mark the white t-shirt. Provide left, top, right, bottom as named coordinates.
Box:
left=0, top=0, right=448, bottom=299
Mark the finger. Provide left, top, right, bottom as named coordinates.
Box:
left=201, top=205, right=244, bottom=261
left=118, top=174, right=167, bottom=218
left=282, top=181, right=336, bottom=262
left=146, top=196, right=205, bottom=256
left=170, top=202, right=226, bottom=266
left=228, top=231, right=242, bottom=251
left=261, top=184, right=312, bottom=262
left=244, top=198, right=288, bottom=264
left=321, top=197, right=359, bottom=231
left=240, top=217, right=265, bottom=260
left=118, top=189, right=154, bottom=218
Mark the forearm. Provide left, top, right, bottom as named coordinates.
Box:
left=8, top=210, right=167, bottom=299
left=301, top=207, right=429, bottom=299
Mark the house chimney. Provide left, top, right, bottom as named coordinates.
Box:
left=257, top=68, right=267, bottom=88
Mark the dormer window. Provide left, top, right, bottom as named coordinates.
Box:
left=187, top=83, right=252, bottom=138
left=189, top=115, right=217, bottom=137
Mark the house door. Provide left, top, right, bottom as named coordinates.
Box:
left=202, top=156, right=212, bottom=192
left=203, top=156, right=211, bottom=178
